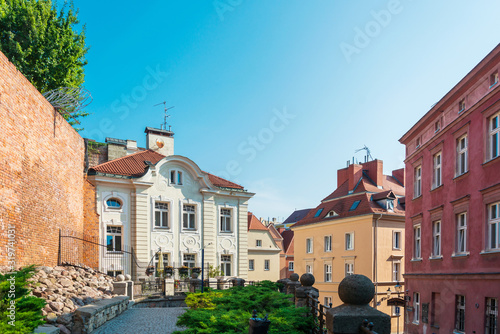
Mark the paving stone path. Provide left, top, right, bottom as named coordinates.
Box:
left=92, top=307, right=187, bottom=334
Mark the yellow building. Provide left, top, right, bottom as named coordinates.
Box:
left=247, top=212, right=282, bottom=282
left=291, top=160, right=405, bottom=334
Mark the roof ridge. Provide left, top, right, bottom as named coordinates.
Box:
left=91, top=149, right=165, bottom=169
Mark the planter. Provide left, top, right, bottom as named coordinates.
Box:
left=165, top=268, right=173, bottom=275
left=179, top=268, right=189, bottom=276
left=192, top=268, right=201, bottom=274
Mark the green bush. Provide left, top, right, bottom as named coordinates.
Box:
left=0, top=265, right=46, bottom=334
left=174, top=280, right=314, bottom=333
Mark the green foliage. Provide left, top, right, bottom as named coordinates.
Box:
left=0, top=0, right=89, bottom=128
left=174, top=280, right=314, bottom=334
left=207, top=264, right=221, bottom=278
left=0, top=265, right=46, bottom=334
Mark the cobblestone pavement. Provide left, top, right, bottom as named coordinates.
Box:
left=92, top=307, right=187, bottom=334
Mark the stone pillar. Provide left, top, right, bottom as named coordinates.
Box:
left=295, top=273, right=319, bottom=308
left=125, top=274, right=134, bottom=300
left=286, top=273, right=301, bottom=301
left=325, top=274, right=391, bottom=334
left=165, top=278, right=175, bottom=296
left=113, top=275, right=128, bottom=296
left=189, top=273, right=202, bottom=292
left=277, top=278, right=289, bottom=293
left=231, top=278, right=245, bottom=287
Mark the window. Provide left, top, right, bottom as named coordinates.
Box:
left=349, top=200, right=361, bottom=211
left=490, top=113, right=500, bottom=160
left=459, top=98, right=466, bottom=113
left=457, top=135, right=468, bottom=176
left=456, top=213, right=467, bottom=254
left=455, top=295, right=465, bottom=332
left=256, top=240, right=262, bottom=247
left=392, top=262, right=400, bottom=281
left=324, top=264, right=332, bottom=282
left=414, top=225, right=421, bottom=259
left=106, top=198, right=122, bottom=209
left=183, top=254, right=196, bottom=268
left=288, top=261, right=294, bottom=271
left=155, top=252, right=169, bottom=270
left=393, top=231, right=402, bottom=250
left=221, top=255, right=231, bottom=276
left=305, top=264, right=312, bottom=274
left=249, top=259, right=254, bottom=271
left=345, top=232, right=354, bottom=250
left=432, top=221, right=441, bottom=257
left=220, top=208, right=232, bottom=232
left=490, top=71, right=499, bottom=88
left=183, top=204, right=196, bottom=229
left=106, top=226, right=122, bottom=252
left=345, top=262, right=354, bottom=276
left=107, top=270, right=123, bottom=277
left=314, top=208, right=324, bottom=217
left=264, top=259, right=270, bottom=271
left=170, top=170, right=183, bottom=185
left=488, top=202, right=500, bottom=250
left=435, top=120, right=441, bottom=133
left=326, top=210, right=338, bottom=217
left=414, top=166, right=422, bottom=198
left=413, top=292, right=420, bottom=324
left=324, top=236, right=332, bottom=252
left=306, top=238, right=313, bottom=253
left=431, top=292, right=440, bottom=328
left=154, top=202, right=169, bottom=228
left=486, top=297, right=498, bottom=334
left=416, top=137, right=421, bottom=149
left=433, top=152, right=442, bottom=189
left=324, top=297, right=332, bottom=307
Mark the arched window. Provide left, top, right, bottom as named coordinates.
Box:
left=106, top=198, right=122, bottom=209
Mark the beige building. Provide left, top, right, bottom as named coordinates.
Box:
left=292, top=160, right=405, bottom=334
left=247, top=212, right=281, bottom=282
left=87, top=127, right=254, bottom=280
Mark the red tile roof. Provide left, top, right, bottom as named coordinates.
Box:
left=280, top=229, right=294, bottom=255
left=322, top=175, right=404, bottom=202
left=267, top=224, right=283, bottom=240
left=248, top=212, right=268, bottom=231
left=88, top=150, right=244, bottom=190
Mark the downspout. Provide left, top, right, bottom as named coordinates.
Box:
left=373, top=213, right=383, bottom=309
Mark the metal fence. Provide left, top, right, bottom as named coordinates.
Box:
left=58, top=229, right=141, bottom=280
left=306, top=294, right=332, bottom=334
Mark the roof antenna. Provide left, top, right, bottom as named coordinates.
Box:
left=355, top=145, right=374, bottom=163
left=154, top=101, right=175, bottom=131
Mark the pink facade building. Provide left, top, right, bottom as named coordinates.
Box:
left=400, top=44, right=500, bottom=334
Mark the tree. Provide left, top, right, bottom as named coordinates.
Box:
left=0, top=0, right=89, bottom=128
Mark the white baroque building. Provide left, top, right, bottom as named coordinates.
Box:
left=87, top=127, right=254, bottom=280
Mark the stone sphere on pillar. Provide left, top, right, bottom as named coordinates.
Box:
left=289, top=273, right=299, bottom=282
left=338, top=274, right=375, bottom=305
left=300, top=273, right=315, bottom=287
left=115, top=274, right=125, bottom=282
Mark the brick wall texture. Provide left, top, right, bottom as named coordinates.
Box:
left=0, top=51, right=91, bottom=267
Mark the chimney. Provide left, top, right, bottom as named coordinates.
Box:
left=145, top=127, right=174, bottom=156
left=361, top=159, right=384, bottom=187
left=392, top=168, right=405, bottom=187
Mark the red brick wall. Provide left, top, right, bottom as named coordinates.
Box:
left=0, top=51, right=86, bottom=267
left=83, top=177, right=100, bottom=268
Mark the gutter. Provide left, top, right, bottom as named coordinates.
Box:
left=373, top=213, right=383, bottom=309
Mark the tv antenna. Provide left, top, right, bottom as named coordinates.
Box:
left=154, top=101, right=175, bottom=131
left=355, top=145, right=374, bottom=163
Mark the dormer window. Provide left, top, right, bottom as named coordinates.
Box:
left=106, top=198, right=122, bottom=209
left=326, top=210, right=338, bottom=218
left=170, top=170, right=183, bottom=185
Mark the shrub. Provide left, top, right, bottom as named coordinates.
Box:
left=0, top=265, right=46, bottom=334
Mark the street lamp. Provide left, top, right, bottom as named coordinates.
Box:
left=394, top=281, right=402, bottom=297
left=386, top=287, right=391, bottom=299
left=394, top=281, right=402, bottom=334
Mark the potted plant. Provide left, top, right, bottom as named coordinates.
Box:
left=165, top=266, right=173, bottom=275
left=192, top=267, right=201, bottom=274
left=178, top=266, right=189, bottom=276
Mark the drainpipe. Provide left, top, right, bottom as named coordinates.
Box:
left=373, top=213, right=383, bottom=309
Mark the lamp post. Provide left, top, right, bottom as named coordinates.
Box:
left=394, top=281, right=402, bottom=334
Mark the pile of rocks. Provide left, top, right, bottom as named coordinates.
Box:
left=27, top=265, right=117, bottom=333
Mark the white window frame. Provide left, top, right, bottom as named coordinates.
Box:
left=182, top=204, right=196, bottom=230
left=459, top=98, right=466, bottom=113
left=393, top=231, right=402, bottom=250
left=256, top=239, right=262, bottom=247
left=324, top=235, right=332, bottom=252
left=485, top=297, right=498, bottom=334
left=457, top=135, right=468, bottom=176
left=456, top=213, right=467, bottom=254
left=306, top=238, right=313, bottom=253
left=414, top=225, right=421, bottom=259
left=324, top=297, right=332, bottom=307
left=249, top=259, right=254, bottom=271
left=414, top=165, right=422, bottom=198
left=264, top=259, right=270, bottom=271
left=432, top=220, right=441, bottom=257
left=413, top=292, right=420, bottom=324
left=170, top=169, right=183, bottom=185
left=306, top=264, right=313, bottom=274
left=433, top=152, right=442, bottom=189
left=221, top=255, right=232, bottom=276
left=345, top=262, right=354, bottom=277
left=324, top=264, right=332, bottom=282
left=154, top=202, right=169, bottom=228
left=106, top=225, right=123, bottom=253
left=455, top=295, right=466, bottom=332
left=488, top=202, right=500, bottom=250
left=392, top=262, right=400, bottom=282
left=345, top=232, right=354, bottom=250
left=220, top=208, right=232, bottom=233
left=288, top=261, right=294, bottom=271
left=183, top=253, right=196, bottom=268
left=490, top=112, right=500, bottom=160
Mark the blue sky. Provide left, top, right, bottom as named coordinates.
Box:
left=75, top=0, right=500, bottom=221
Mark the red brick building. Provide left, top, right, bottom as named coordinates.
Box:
left=400, top=44, right=500, bottom=334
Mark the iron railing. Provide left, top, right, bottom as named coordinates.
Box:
left=306, top=294, right=331, bottom=334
